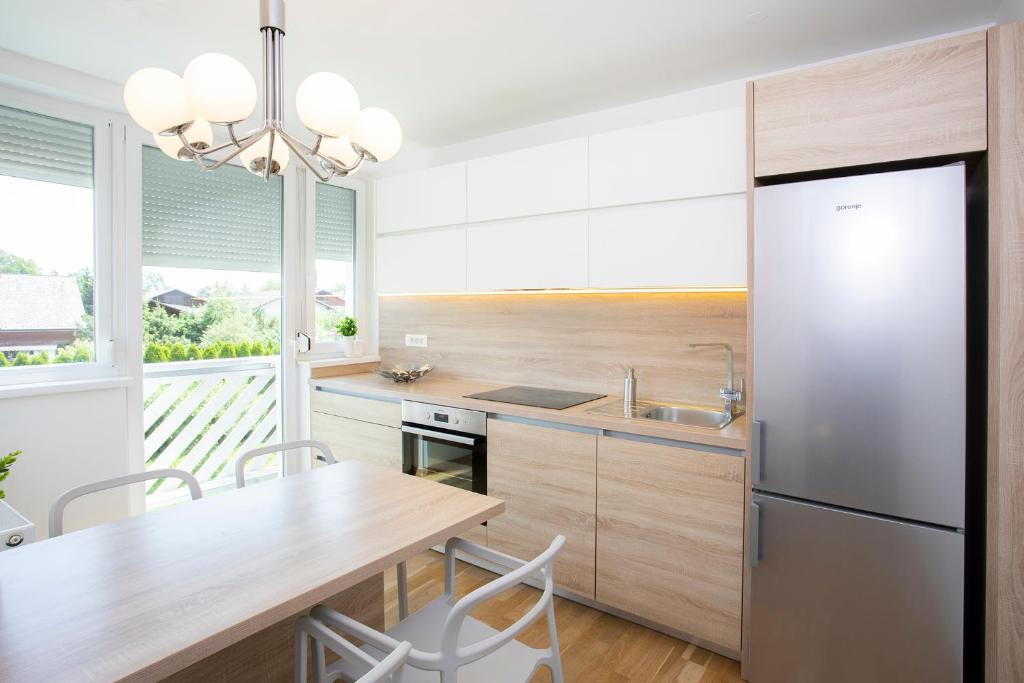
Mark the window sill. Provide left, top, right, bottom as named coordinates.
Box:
left=0, top=376, right=134, bottom=400
left=296, top=354, right=381, bottom=369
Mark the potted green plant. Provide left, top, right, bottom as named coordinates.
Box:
left=336, top=316, right=358, bottom=357
left=0, top=451, right=34, bottom=551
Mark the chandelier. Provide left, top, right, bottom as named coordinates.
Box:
left=122, top=0, right=400, bottom=180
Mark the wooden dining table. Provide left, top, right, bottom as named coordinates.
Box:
left=0, top=461, right=503, bottom=682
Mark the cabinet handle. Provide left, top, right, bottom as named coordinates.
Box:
left=751, top=419, right=763, bottom=485
left=748, top=501, right=761, bottom=567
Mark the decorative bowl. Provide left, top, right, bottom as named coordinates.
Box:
left=377, top=364, right=433, bottom=383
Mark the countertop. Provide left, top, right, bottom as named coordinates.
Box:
left=0, top=462, right=502, bottom=682
left=311, top=373, right=748, bottom=451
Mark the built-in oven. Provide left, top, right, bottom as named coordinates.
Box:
left=401, top=400, right=486, bottom=495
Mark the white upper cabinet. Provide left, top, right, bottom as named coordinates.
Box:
left=467, top=215, right=589, bottom=291
left=467, top=138, right=588, bottom=222
left=376, top=162, right=467, bottom=234
left=588, top=194, right=746, bottom=288
left=588, top=108, right=746, bottom=208
left=376, top=228, right=467, bottom=294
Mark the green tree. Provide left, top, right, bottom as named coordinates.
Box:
left=217, top=342, right=236, bottom=359
left=249, top=341, right=266, bottom=357
left=168, top=342, right=188, bottom=361
left=201, top=345, right=219, bottom=360
left=74, top=268, right=95, bottom=316
left=12, top=352, right=30, bottom=366
left=236, top=341, right=252, bottom=357
left=30, top=352, right=49, bottom=365
left=0, top=353, right=10, bottom=367
left=143, top=343, right=168, bottom=364
left=187, top=344, right=202, bottom=360
left=0, top=250, right=39, bottom=274
left=142, top=304, right=186, bottom=344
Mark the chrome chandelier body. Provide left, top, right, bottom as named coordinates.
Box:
left=123, top=0, right=401, bottom=181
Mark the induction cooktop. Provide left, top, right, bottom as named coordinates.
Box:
left=464, top=386, right=607, bottom=410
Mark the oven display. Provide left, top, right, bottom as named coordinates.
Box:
left=433, top=413, right=449, bottom=423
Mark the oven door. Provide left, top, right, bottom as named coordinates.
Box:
left=401, top=424, right=486, bottom=495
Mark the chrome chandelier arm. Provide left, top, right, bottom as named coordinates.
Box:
left=175, top=123, right=264, bottom=157
left=189, top=125, right=269, bottom=172
left=277, top=132, right=333, bottom=182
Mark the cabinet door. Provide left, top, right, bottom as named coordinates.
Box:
left=375, top=162, right=467, bottom=234
left=753, top=31, right=987, bottom=176
left=310, top=391, right=401, bottom=428
left=466, top=215, right=588, bottom=291
left=487, top=419, right=596, bottom=598
left=588, top=194, right=746, bottom=288
left=467, top=138, right=588, bottom=222
left=310, top=412, right=403, bottom=470
left=588, top=108, right=746, bottom=208
left=376, top=228, right=466, bottom=294
left=596, top=436, right=744, bottom=652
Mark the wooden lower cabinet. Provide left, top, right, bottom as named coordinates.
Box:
left=596, top=435, right=744, bottom=653
left=310, top=411, right=403, bottom=470
left=486, top=419, right=597, bottom=599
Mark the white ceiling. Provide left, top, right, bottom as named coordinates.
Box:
left=0, top=0, right=999, bottom=150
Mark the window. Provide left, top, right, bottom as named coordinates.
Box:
left=313, top=181, right=356, bottom=343
left=302, top=174, right=368, bottom=355
left=0, top=100, right=111, bottom=378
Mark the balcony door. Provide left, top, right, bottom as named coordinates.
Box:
left=138, top=145, right=285, bottom=507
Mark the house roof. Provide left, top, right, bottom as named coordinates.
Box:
left=0, top=274, right=86, bottom=331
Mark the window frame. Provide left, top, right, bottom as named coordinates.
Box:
left=0, top=85, right=119, bottom=386
left=298, top=169, right=373, bottom=358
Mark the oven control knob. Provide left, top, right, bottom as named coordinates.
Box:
left=452, top=418, right=460, bottom=425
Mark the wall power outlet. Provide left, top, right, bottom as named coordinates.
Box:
left=405, top=334, right=428, bottom=348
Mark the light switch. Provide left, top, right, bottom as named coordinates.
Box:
left=405, top=334, right=428, bottom=348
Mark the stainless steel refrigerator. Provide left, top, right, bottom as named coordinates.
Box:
left=749, top=165, right=967, bottom=682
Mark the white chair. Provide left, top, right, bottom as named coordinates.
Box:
left=296, top=616, right=412, bottom=683
left=234, top=439, right=337, bottom=488
left=48, top=468, right=202, bottom=537
left=234, top=439, right=412, bottom=620
left=306, top=535, right=566, bottom=683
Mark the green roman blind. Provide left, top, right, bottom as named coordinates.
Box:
left=315, top=182, right=355, bottom=262
left=142, top=145, right=282, bottom=272
left=0, top=104, right=93, bottom=188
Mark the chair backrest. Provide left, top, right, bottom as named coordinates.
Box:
left=49, top=468, right=202, bottom=537
left=295, top=615, right=411, bottom=683
left=234, top=439, right=336, bottom=488
left=439, top=534, right=565, bottom=669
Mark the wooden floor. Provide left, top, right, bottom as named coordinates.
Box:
left=384, top=551, right=743, bottom=683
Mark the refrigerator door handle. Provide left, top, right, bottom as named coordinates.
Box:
left=751, top=420, right=763, bottom=485
left=748, top=501, right=761, bottom=567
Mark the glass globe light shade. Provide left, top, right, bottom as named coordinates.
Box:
left=350, top=107, right=402, bottom=162
left=295, top=72, right=360, bottom=137
left=240, top=133, right=291, bottom=176
left=183, top=53, right=257, bottom=124
left=123, top=68, right=195, bottom=133
left=318, top=135, right=361, bottom=173
left=152, top=117, right=213, bottom=160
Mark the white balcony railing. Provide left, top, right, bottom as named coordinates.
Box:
left=143, top=356, right=281, bottom=508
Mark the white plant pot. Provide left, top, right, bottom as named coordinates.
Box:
left=341, top=336, right=356, bottom=357
left=0, top=500, right=35, bottom=551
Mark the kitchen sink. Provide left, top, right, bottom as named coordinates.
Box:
left=587, top=399, right=740, bottom=430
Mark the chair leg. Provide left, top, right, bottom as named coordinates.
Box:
left=545, top=600, right=565, bottom=683
left=397, top=560, right=409, bottom=620
left=295, top=626, right=307, bottom=683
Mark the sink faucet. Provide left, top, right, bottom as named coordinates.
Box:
left=688, top=343, right=745, bottom=418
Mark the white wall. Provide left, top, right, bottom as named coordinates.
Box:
left=999, top=0, right=1024, bottom=22
left=2, top=387, right=132, bottom=538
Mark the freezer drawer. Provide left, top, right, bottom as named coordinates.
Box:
left=752, top=165, right=966, bottom=528
left=749, top=493, right=963, bottom=683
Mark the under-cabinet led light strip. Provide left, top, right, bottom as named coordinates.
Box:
left=378, top=287, right=748, bottom=297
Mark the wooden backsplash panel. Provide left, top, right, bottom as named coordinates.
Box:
left=379, top=292, right=746, bottom=406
